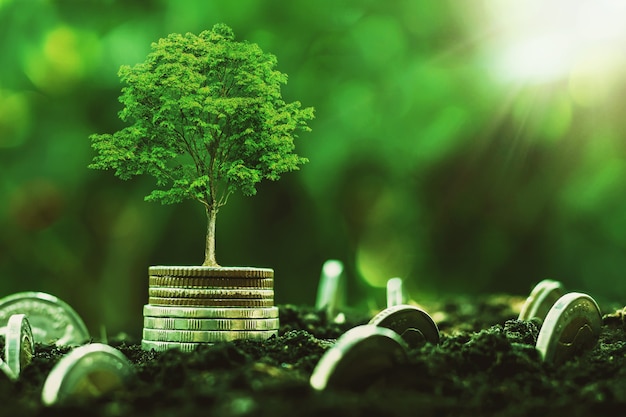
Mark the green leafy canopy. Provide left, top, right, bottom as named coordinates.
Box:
left=90, top=23, right=314, bottom=210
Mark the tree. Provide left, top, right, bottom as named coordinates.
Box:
left=89, top=23, right=314, bottom=267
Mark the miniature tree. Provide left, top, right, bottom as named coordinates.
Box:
left=89, top=23, right=314, bottom=267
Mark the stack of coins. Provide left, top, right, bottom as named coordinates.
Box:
left=142, top=266, right=279, bottom=352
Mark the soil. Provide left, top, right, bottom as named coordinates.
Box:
left=1, top=295, right=625, bottom=417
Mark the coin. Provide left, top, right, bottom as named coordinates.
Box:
left=5, top=314, right=34, bottom=379
left=149, top=276, right=274, bottom=288
left=148, top=297, right=274, bottom=307
left=518, top=279, right=565, bottom=322
left=41, top=343, right=134, bottom=405
left=148, top=287, right=274, bottom=299
left=315, top=260, right=346, bottom=323
left=0, top=292, right=89, bottom=346
left=309, top=324, right=408, bottom=391
left=535, top=292, right=602, bottom=365
left=0, top=357, right=15, bottom=381
left=143, top=305, right=279, bottom=319
left=143, top=317, right=280, bottom=331
left=386, top=277, right=405, bottom=308
left=368, top=304, right=440, bottom=348
left=149, top=266, right=273, bottom=278
left=142, top=328, right=277, bottom=343
left=141, top=340, right=211, bottom=353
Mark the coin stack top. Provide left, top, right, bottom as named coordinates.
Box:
left=142, top=266, right=279, bottom=352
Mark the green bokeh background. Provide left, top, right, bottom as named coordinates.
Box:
left=1, top=0, right=625, bottom=336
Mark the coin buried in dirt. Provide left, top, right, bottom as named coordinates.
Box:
left=0, top=292, right=89, bottom=346
left=535, top=292, right=602, bottom=365
left=0, top=357, right=15, bottom=381
left=518, top=279, right=565, bottom=323
left=41, top=343, right=134, bottom=405
left=5, top=314, right=34, bottom=379
left=368, top=304, right=440, bottom=348
left=309, top=324, right=408, bottom=391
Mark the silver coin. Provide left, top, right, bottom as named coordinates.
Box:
left=5, top=314, right=34, bottom=379
left=142, top=328, right=277, bottom=343
left=141, top=340, right=212, bottom=352
left=315, top=260, right=346, bottom=323
left=41, top=343, right=134, bottom=405
left=0, top=357, right=16, bottom=381
left=148, top=297, right=274, bottom=307
left=309, top=324, right=408, bottom=391
left=535, top=292, right=602, bottom=365
left=368, top=304, right=440, bottom=348
left=386, top=277, right=406, bottom=308
left=0, top=292, right=89, bottom=346
left=148, top=287, right=274, bottom=299
left=518, top=279, right=565, bottom=322
left=143, top=316, right=280, bottom=331
left=149, top=266, right=273, bottom=278
left=149, top=276, right=274, bottom=288
left=142, top=305, right=279, bottom=319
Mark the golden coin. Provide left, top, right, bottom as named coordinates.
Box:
left=148, top=266, right=273, bottom=278
left=148, top=297, right=274, bottom=307
left=148, top=287, right=274, bottom=299
left=148, top=276, right=274, bottom=288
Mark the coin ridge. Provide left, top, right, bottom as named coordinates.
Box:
left=141, top=340, right=211, bottom=352
left=149, top=266, right=273, bottom=278
left=142, top=328, right=278, bottom=343
left=142, top=305, right=279, bottom=319
left=143, top=317, right=280, bottom=331
left=149, top=276, right=274, bottom=288
left=148, top=297, right=275, bottom=307
left=148, top=287, right=274, bottom=299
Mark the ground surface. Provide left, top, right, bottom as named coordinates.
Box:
left=1, top=295, right=625, bottom=417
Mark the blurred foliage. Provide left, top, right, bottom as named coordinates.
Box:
left=1, top=0, right=626, bottom=335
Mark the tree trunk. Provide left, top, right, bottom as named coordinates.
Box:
left=203, top=203, right=219, bottom=267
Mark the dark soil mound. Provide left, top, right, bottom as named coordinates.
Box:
left=2, top=296, right=625, bottom=417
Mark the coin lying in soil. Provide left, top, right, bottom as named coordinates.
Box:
left=41, top=343, right=134, bottom=405
left=0, top=292, right=89, bottom=346
left=368, top=304, right=440, bottom=348
left=309, top=324, right=408, bottom=391
left=5, top=314, right=34, bottom=380
left=518, top=279, right=565, bottom=323
left=0, top=357, right=15, bottom=381
left=535, top=292, right=602, bottom=365
left=149, top=276, right=274, bottom=288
